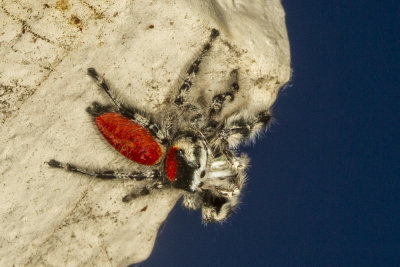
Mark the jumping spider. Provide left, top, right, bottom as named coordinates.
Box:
left=48, top=29, right=272, bottom=223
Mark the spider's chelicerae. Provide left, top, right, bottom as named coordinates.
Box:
left=48, top=29, right=272, bottom=223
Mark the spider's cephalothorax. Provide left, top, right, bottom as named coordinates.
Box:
left=48, top=29, right=272, bottom=223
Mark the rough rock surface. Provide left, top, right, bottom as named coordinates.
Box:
left=0, top=0, right=290, bottom=265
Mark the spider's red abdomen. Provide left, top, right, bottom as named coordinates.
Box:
left=95, top=113, right=162, bottom=165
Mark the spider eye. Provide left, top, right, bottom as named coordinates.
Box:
left=174, top=149, right=185, bottom=161
left=175, top=149, right=184, bottom=156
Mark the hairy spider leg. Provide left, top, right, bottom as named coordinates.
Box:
left=202, top=68, right=241, bottom=137
left=204, top=109, right=272, bottom=162
left=208, top=69, right=240, bottom=118
left=174, top=28, right=220, bottom=106
left=219, top=109, right=273, bottom=148
left=86, top=101, right=114, bottom=117
left=47, top=68, right=167, bottom=181
left=87, top=68, right=166, bottom=143
left=87, top=67, right=124, bottom=110
left=194, top=68, right=240, bottom=150
left=122, top=180, right=169, bottom=203
left=48, top=159, right=160, bottom=180
left=48, top=159, right=166, bottom=203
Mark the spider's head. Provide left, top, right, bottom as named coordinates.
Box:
left=166, top=132, right=208, bottom=192
left=182, top=154, right=249, bottom=223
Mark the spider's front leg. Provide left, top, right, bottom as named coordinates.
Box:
left=174, top=28, right=219, bottom=106
left=199, top=68, right=241, bottom=138
left=219, top=110, right=273, bottom=148
left=206, top=110, right=272, bottom=159
left=208, top=69, right=240, bottom=118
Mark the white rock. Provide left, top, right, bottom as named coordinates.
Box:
left=0, top=0, right=290, bottom=265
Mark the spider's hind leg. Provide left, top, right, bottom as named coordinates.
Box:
left=87, top=68, right=167, bottom=143
left=87, top=68, right=124, bottom=109
left=47, top=159, right=160, bottom=180
left=48, top=159, right=167, bottom=203
left=87, top=68, right=134, bottom=117
left=86, top=101, right=114, bottom=117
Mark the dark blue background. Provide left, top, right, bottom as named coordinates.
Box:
left=137, top=1, right=399, bottom=266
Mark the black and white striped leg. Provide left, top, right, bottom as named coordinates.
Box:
left=122, top=180, right=169, bottom=203
left=87, top=68, right=167, bottom=143
left=219, top=110, right=273, bottom=148
left=174, top=28, right=220, bottom=106
left=209, top=69, right=240, bottom=118
left=86, top=101, right=114, bottom=117
left=47, top=159, right=160, bottom=180
left=87, top=68, right=125, bottom=110
left=87, top=68, right=140, bottom=121
left=201, top=69, right=240, bottom=138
